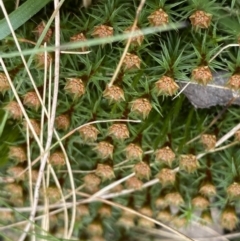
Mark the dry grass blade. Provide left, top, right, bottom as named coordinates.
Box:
left=18, top=0, right=62, bottom=239
left=101, top=178, right=159, bottom=199
left=77, top=191, right=194, bottom=241
left=209, top=44, right=240, bottom=63
left=108, top=0, right=145, bottom=87
left=88, top=173, right=135, bottom=201
left=15, top=119, right=141, bottom=180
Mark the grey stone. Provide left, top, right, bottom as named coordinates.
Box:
left=178, top=72, right=240, bottom=108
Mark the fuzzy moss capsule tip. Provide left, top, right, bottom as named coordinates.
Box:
left=148, top=8, right=169, bottom=26
left=189, top=10, right=212, bottom=29
left=155, top=76, right=179, bottom=96
left=94, top=141, right=114, bottom=159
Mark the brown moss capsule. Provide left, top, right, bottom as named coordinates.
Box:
left=108, top=123, right=129, bottom=141
left=139, top=206, right=153, bottom=217
left=165, top=192, right=184, bottom=207
left=157, top=168, right=176, bottom=187
left=227, top=74, right=240, bottom=90
left=133, top=161, right=151, bottom=180
left=31, top=119, right=41, bottom=136
left=25, top=119, right=41, bottom=136
left=64, top=78, right=85, bottom=99
left=98, top=204, right=112, bottom=218
left=91, top=25, right=113, bottom=38
left=50, top=151, right=65, bottom=166
left=87, top=221, right=103, bottom=236
left=124, top=25, right=144, bottom=46
left=189, top=10, right=212, bottom=29
left=199, top=182, right=216, bottom=197
left=155, top=196, right=168, bottom=209
left=157, top=208, right=172, bottom=222
left=76, top=204, right=89, bottom=219
left=94, top=141, right=114, bottom=159
left=33, top=21, right=52, bottom=43
left=5, top=101, right=22, bottom=120
left=55, top=114, right=70, bottom=131
left=125, top=143, right=143, bottom=161
left=192, top=195, right=209, bottom=210
left=48, top=214, right=58, bottom=228
left=221, top=206, right=238, bottom=231
left=227, top=182, right=240, bottom=199
left=130, top=98, right=152, bottom=119
left=125, top=176, right=143, bottom=190
left=35, top=52, right=52, bottom=69
left=54, top=227, right=65, bottom=239
left=138, top=218, right=155, bottom=228
left=79, top=124, right=99, bottom=142
left=10, top=196, right=24, bottom=207
left=7, top=166, right=25, bottom=181
left=103, top=85, right=125, bottom=103
left=122, top=53, right=141, bottom=70
left=155, top=76, right=179, bottom=96
left=30, top=169, right=39, bottom=184
left=117, top=215, right=135, bottom=229
left=148, top=8, right=169, bottom=26
left=110, top=184, right=123, bottom=192
left=95, top=163, right=115, bottom=181
left=200, top=134, right=216, bottom=150
left=5, top=183, right=23, bottom=198
left=200, top=210, right=213, bottom=225
left=172, top=215, right=187, bottom=228
left=70, top=32, right=88, bottom=51
left=9, top=146, right=27, bottom=163
left=90, top=236, right=105, bottom=241
left=235, top=130, right=240, bottom=141
left=155, top=146, right=175, bottom=167
left=45, top=187, right=61, bottom=203
left=83, top=173, right=101, bottom=186
left=0, top=72, right=10, bottom=93
left=179, top=154, right=199, bottom=173
left=83, top=173, right=101, bottom=193
left=0, top=211, right=14, bottom=224
left=121, top=210, right=136, bottom=219
left=23, top=91, right=41, bottom=111
left=192, top=66, right=213, bottom=85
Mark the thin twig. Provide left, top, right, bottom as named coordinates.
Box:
left=108, top=0, right=146, bottom=87
left=209, top=44, right=240, bottom=63
left=39, top=78, right=50, bottom=239
left=172, top=82, right=191, bottom=100
left=88, top=173, right=135, bottom=201
left=60, top=50, right=91, bottom=54
left=15, top=0, right=20, bottom=9
left=77, top=191, right=194, bottom=241
left=215, top=122, right=240, bottom=147
left=17, top=119, right=141, bottom=178
left=26, top=125, right=35, bottom=241
left=101, top=178, right=159, bottom=199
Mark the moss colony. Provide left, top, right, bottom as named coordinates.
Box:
left=1, top=0, right=240, bottom=240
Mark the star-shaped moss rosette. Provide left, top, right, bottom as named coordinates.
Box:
left=189, top=10, right=212, bottom=29
left=192, top=66, right=213, bottom=85
left=154, top=76, right=179, bottom=96
left=148, top=8, right=169, bottom=26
